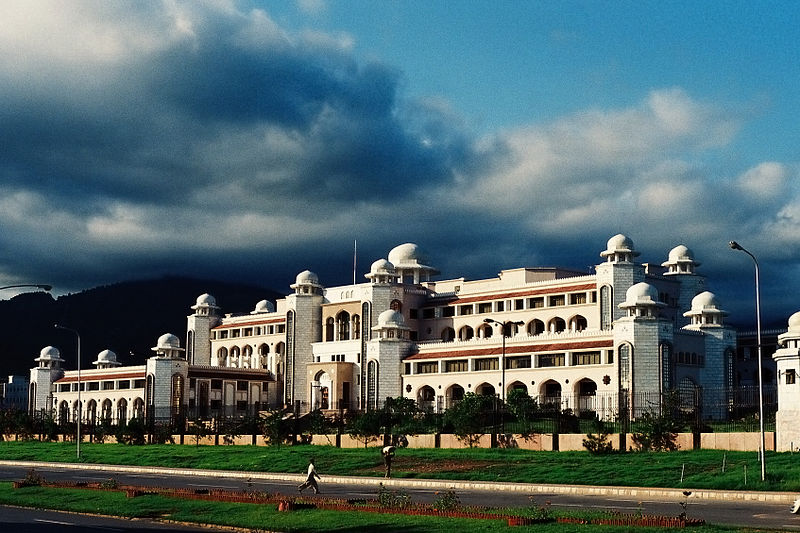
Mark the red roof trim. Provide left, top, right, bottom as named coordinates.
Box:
left=213, top=318, right=285, bottom=330
left=424, top=283, right=597, bottom=307
left=405, top=339, right=613, bottom=360
left=56, top=371, right=146, bottom=383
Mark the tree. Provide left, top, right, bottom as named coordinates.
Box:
left=261, top=408, right=291, bottom=446
left=505, top=388, right=540, bottom=440
left=443, top=392, right=495, bottom=447
left=630, top=393, right=682, bottom=452
left=347, top=409, right=383, bottom=448
left=383, top=397, right=424, bottom=444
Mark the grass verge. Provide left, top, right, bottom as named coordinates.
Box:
left=0, top=482, right=757, bottom=532
left=0, top=441, right=796, bottom=492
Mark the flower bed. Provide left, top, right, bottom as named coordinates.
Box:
left=13, top=478, right=704, bottom=528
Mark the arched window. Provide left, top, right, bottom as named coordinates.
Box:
left=478, top=323, right=493, bottom=338
left=337, top=311, right=351, bottom=340
left=171, top=374, right=184, bottom=414
left=72, top=400, right=81, bottom=423
left=325, top=317, right=334, bottom=342
left=230, top=346, right=240, bottom=368
left=458, top=325, right=474, bottom=341
left=446, top=384, right=465, bottom=407
left=216, top=347, right=228, bottom=367
left=477, top=383, right=495, bottom=396
left=59, top=401, right=69, bottom=424
left=187, top=330, right=194, bottom=363
left=258, top=344, right=269, bottom=369
left=352, top=314, right=361, bottom=339
left=528, top=319, right=545, bottom=336
left=133, top=398, right=144, bottom=419
left=117, top=398, right=128, bottom=423
left=618, top=343, right=632, bottom=390
left=390, top=299, right=402, bottom=312
left=101, top=399, right=113, bottom=422
left=570, top=315, right=587, bottom=332
left=548, top=317, right=566, bottom=333
left=87, top=400, right=97, bottom=425
left=441, top=327, right=455, bottom=342
left=659, top=342, right=673, bottom=391
left=242, top=345, right=253, bottom=369
left=417, top=386, right=435, bottom=411
left=367, top=360, right=378, bottom=410
left=600, top=286, right=612, bottom=330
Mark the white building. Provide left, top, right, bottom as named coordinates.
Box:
left=30, top=234, right=740, bottom=423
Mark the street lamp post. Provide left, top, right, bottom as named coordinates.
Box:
left=55, top=324, right=81, bottom=460
left=483, top=318, right=524, bottom=402
left=729, top=240, right=766, bottom=482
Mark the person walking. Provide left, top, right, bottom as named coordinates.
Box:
left=298, top=458, right=321, bottom=494
left=382, top=445, right=396, bottom=478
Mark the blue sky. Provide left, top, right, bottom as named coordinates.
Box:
left=0, top=0, right=798, bottom=326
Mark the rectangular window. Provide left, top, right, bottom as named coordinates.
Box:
left=442, top=306, right=455, bottom=317
left=529, top=297, right=544, bottom=308
left=787, top=369, right=796, bottom=385
left=243, top=327, right=253, bottom=336
left=444, top=360, right=468, bottom=372
left=102, top=381, right=115, bottom=390
left=422, top=308, right=435, bottom=319
left=268, top=325, right=275, bottom=334
left=409, top=309, right=419, bottom=319
left=606, top=350, right=614, bottom=364
left=417, top=362, right=438, bottom=374
left=548, top=295, right=565, bottom=306
left=537, top=353, right=565, bottom=367
left=211, top=379, right=222, bottom=390
left=495, top=301, right=505, bottom=312
left=571, top=351, right=601, bottom=365
left=231, top=329, right=240, bottom=338
left=459, top=304, right=473, bottom=315
left=88, top=382, right=99, bottom=391
left=569, top=293, right=587, bottom=305
left=515, top=299, right=525, bottom=310
left=210, top=399, right=222, bottom=409
left=237, top=380, right=248, bottom=391
left=133, top=379, right=146, bottom=389
left=474, top=357, right=498, bottom=371
left=220, top=330, right=228, bottom=339
left=404, top=362, right=411, bottom=375
left=117, top=380, right=130, bottom=390
left=277, top=325, right=286, bottom=333
left=59, top=383, right=70, bottom=392
left=505, top=356, right=532, bottom=369
left=477, top=302, right=491, bottom=314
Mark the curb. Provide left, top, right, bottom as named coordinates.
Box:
left=2, top=460, right=795, bottom=504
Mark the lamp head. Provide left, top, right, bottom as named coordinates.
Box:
left=729, top=241, right=742, bottom=250
left=483, top=318, right=493, bottom=324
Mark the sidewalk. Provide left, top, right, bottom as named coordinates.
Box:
left=2, top=459, right=795, bottom=504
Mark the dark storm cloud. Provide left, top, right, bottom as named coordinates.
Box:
left=0, top=2, right=798, bottom=327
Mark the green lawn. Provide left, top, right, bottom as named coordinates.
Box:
left=0, top=482, right=767, bottom=532
left=0, top=441, right=795, bottom=492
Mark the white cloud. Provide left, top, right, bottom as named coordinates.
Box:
left=736, top=162, right=789, bottom=201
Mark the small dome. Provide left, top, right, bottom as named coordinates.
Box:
left=155, top=333, right=181, bottom=350
left=690, top=291, right=719, bottom=310
left=622, top=282, right=661, bottom=306
left=668, top=245, right=693, bottom=263
left=377, top=309, right=406, bottom=328
left=97, top=349, right=117, bottom=362
left=36, top=346, right=62, bottom=361
left=295, top=270, right=319, bottom=286
left=93, top=349, right=121, bottom=367
left=370, top=258, right=396, bottom=274
left=252, top=299, right=275, bottom=314
left=196, top=293, right=216, bottom=307
left=600, top=233, right=640, bottom=258
left=788, top=311, right=800, bottom=332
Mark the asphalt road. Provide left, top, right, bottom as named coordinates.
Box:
left=1, top=463, right=799, bottom=531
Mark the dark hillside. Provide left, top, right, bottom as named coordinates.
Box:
left=0, top=277, right=283, bottom=377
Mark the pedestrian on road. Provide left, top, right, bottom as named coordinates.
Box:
left=382, top=445, right=396, bottom=478
left=298, top=458, right=321, bottom=494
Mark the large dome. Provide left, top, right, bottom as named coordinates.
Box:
left=370, top=258, right=396, bottom=275
left=668, top=245, right=694, bottom=263
left=388, top=243, right=427, bottom=266
left=96, top=349, right=117, bottom=362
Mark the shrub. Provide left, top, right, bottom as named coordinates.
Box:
left=377, top=483, right=412, bottom=509
left=432, top=488, right=461, bottom=511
